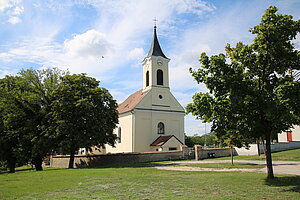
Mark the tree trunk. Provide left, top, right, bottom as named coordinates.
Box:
left=230, top=146, right=234, bottom=165
left=256, top=139, right=261, bottom=156
left=33, top=156, right=43, bottom=171
left=262, top=139, right=267, bottom=156
left=265, top=132, right=275, bottom=179
left=68, top=149, right=76, bottom=168
left=7, top=155, right=16, bottom=173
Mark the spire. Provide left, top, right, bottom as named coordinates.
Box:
left=147, top=25, right=168, bottom=59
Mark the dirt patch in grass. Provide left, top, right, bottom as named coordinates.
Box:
left=178, top=162, right=265, bottom=169
left=155, top=165, right=261, bottom=173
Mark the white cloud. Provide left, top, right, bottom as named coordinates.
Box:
left=174, top=0, right=215, bottom=15
left=64, top=30, right=113, bottom=59
left=128, top=48, right=145, bottom=60
left=0, top=29, right=119, bottom=75
left=0, top=0, right=217, bottom=80
left=0, top=0, right=15, bottom=11
left=0, top=0, right=23, bottom=24
left=11, top=5, right=23, bottom=15
left=8, top=16, right=21, bottom=24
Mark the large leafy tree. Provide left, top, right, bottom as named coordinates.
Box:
left=49, top=74, right=118, bottom=168
left=0, top=68, right=66, bottom=172
left=187, top=6, right=300, bottom=179
left=18, top=68, right=66, bottom=171
left=0, top=75, right=33, bottom=172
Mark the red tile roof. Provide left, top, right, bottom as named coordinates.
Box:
left=150, top=135, right=183, bottom=146
left=117, top=89, right=147, bottom=114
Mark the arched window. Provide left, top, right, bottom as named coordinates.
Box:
left=146, top=71, right=149, bottom=87
left=118, top=127, right=121, bottom=143
left=157, top=69, right=163, bottom=85
left=157, top=122, right=165, bottom=134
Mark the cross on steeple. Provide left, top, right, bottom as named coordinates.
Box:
left=153, top=17, right=158, bottom=28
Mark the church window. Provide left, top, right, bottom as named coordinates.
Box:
left=157, top=70, right=163, bottom=85
left=118, top=127, right=121, bottom=143
left=169, top=147, right=177, bottom=151
left=157, top=122, right=165, bottom=134
left=159, top=95, right=163, bottom=99
left=146, top=71, right=149, bottom=87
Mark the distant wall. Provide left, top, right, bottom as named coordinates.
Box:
left=194, top=146, right=233, bottom=160
left=234, top=144, right=259, bottom=156
left=235, top=141, right=300, bottom=155
left=50, top=146, right=189, bottom=168
left=278, top=125, right=300, bottom=142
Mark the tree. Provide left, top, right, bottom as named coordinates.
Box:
left=0, top=68, right=67, bottom=172
left=187, top=6, right=300, bottom=179
left=49, top=74, right=118, bottom=168
left=17, top=68, right=66, bottom=171
left=0, top=76, right=32, bottom=173
left=185, top=133, right=217, bottom=147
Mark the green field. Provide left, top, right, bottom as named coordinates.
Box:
left=1, top=149, right=300, bottom=199
left=0, top=163, right=300, bottom=200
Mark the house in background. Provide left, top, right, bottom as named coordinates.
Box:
left=278, top=125, right=300, bottom=142
left=104, top=25, right=185, bottom=153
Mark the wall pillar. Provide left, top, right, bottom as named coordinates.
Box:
left=180, top=145, right=189, bottom=159
left=194, top=145, right=202, bottom=160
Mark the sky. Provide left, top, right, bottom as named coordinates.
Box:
left=0, top=0, right=299, bottom=136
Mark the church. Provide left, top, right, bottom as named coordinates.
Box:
left=105, top=25, right=185, bottom=153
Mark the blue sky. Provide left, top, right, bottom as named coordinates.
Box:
left=0, top=0, right=299, bottom=136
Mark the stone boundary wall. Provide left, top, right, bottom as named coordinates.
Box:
left=235, top=141, right=300, bottom=155
left=194, top=145, right=232, bottom=160
left=50, top=146, right=189, bottom=168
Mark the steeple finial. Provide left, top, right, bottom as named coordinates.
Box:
left=153, top=17, right=158, bottom=29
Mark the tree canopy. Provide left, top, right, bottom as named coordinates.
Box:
left=187, top=6, right=300, bottom=179
left=185, top=133, right=216, bottom=147
left=49, top=74, right=118, bottom=168
left=0, top=69, right=118, bottom=172
left=0, top=68, right=66, bottom=172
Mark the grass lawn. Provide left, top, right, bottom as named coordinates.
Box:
left=178, top=162, right=265, bottom=169
left=0, top=163, right=300, bottom=200
left=210, top=148, right=300, bottom=161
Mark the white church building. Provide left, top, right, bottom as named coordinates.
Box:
left=105, top=26, right=185, bottom=153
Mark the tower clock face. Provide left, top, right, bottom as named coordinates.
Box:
left=157, top=59, right=163, bottom=66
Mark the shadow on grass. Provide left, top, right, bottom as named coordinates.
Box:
left=0, top=166, right=69, bottom=175
left=265, top=176, right=300, bottom=193
left=77, top=161, right=179, bottom=169
left=0, top=161, right=181, bottom=174
left=0, top=167, right=35, bottom=174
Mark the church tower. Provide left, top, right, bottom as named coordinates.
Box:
left=142, top=25, right=170, bottom=91
left=105, top=25, right=185, bottom=153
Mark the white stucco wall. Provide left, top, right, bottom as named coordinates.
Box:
left=105, top=112, right=133, bottom=153
left=278, top=125, right=300, bottom=142
left=161, top=137, right=182, bottom=151
left=142, top=56, right=170, bottom=90
left=134, top=109, right=184, bottom=152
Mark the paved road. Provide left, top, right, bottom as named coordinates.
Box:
left=170, top=160, right=300, bottom=176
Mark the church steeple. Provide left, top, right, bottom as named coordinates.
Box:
left=142, top=24, right=170, bottom=91
left=147, top=26, right=168, bottom=59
